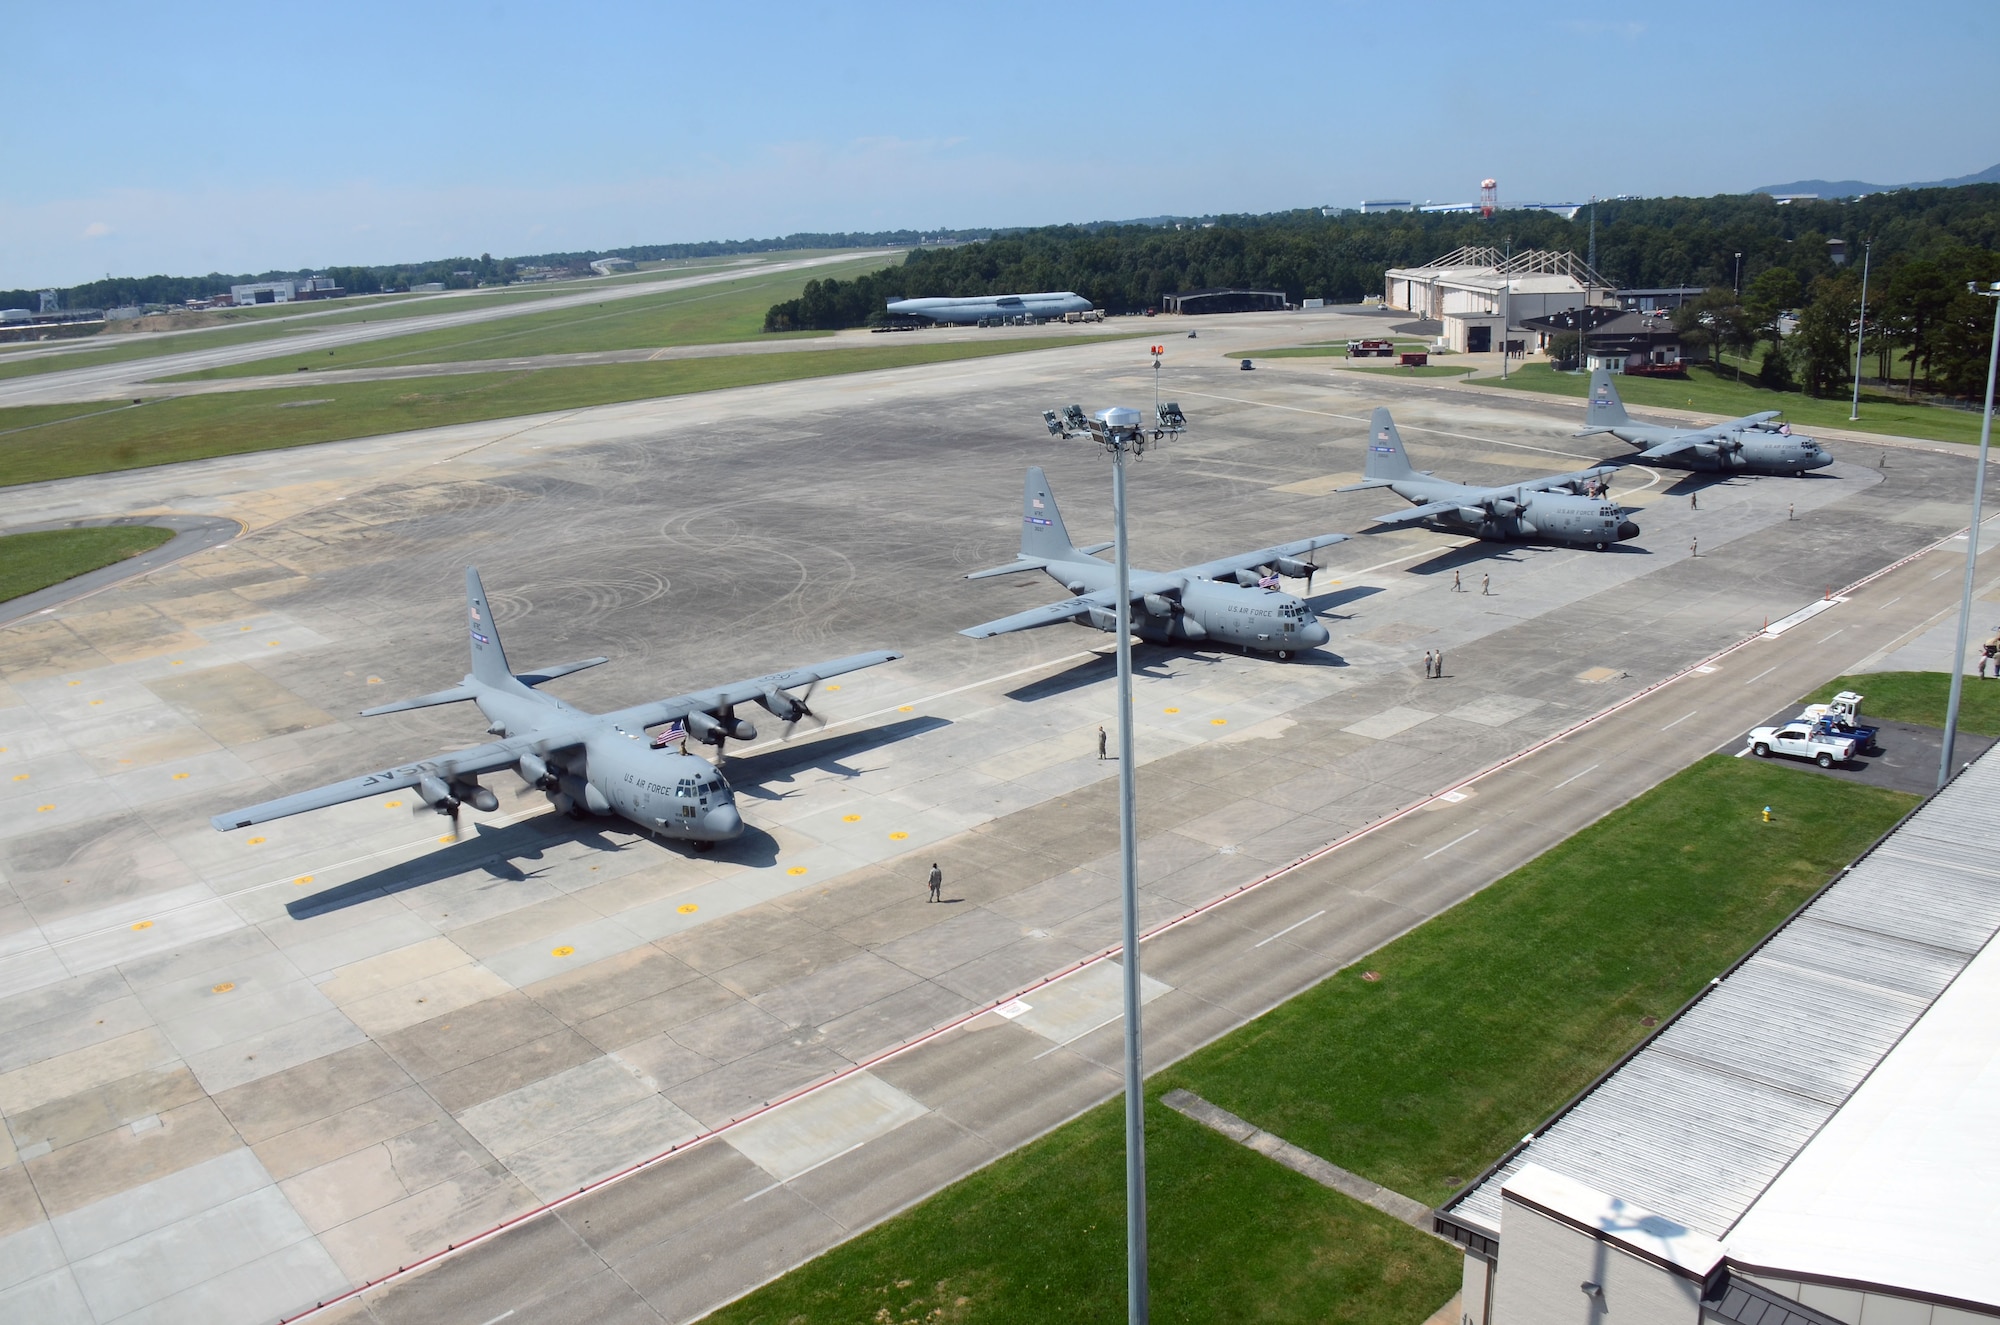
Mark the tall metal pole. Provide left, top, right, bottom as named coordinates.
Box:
left=1938, top=285, right=2000, bottom=790
left=1850, top=239, right=1872, bottom=422
left=1501, top=236, right=1512, bottom=381
left=1099, top=407, right=1149, bottom=1324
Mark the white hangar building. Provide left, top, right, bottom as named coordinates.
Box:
left=1434, top=741, right=2000, bottom=1325
left=1383, top=246, right=1614, bottom=353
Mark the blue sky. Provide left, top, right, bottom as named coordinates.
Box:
left=5, top=1, right=1994, bottom=287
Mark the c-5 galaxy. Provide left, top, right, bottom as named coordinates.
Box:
left=1578, top=367, right=1831, bottom=474
left=1340, top=407, right=1639, bottom=549
left=211, top=568, right=899, bottom=849
left=961, top=467, right=1344, bottom=660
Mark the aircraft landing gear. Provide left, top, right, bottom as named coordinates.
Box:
left=1595, top=541, right=1608, bottom=551
left=693, top=839, right=715, bottom=853
left=1275, top=649, right=1294, bottom=661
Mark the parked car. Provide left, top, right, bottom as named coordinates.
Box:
left=1748, top=723, right=1857, bottom=768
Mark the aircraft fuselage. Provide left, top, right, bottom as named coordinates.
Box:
left=1039, top=559, right=1330, bottom=656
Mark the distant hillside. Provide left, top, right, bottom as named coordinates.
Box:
left=1755, top=162, right=2000, bottom=198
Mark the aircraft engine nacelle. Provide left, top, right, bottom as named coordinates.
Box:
left=1085, top=606, right=1119, bottom=631
left=1486, top=498, right=1521, bottom=518
left=1694, top=442, right=1721, bottom=459
left=557, top=774, right=613, bottom=815
left=1177, top=616, right=1208, bottom=640
left=686, top=710, right=756, bottom=745
left=755, top=687, right=805, bottom=721
left=1142, top=593, right=1176, bottom=617
left=516, top=753, right=551, bottom=787
left=415, top=774, right=453, bottom=807
left=1457, top=506, right=1492, bottom=524
left=1232, top=569, right=1262, bottom=588
left=1272, top=557, right=1315, bottom=579
left=449, top=778, right=499, bottom=813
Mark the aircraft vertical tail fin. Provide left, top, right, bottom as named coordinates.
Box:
left=1362, top=408, right=1417, bottom=481
left=465, top=567, right=514, bottom=687
left=1021, top=467, right=1079, bottom=560
left=1586, top=368, right=1630, bottom=427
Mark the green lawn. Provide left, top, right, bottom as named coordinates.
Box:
left=0, top=337, right=1099, bottom=489
left=1487, top=362, right=1984, bottom=445
left=701, top=757, right=1913, bottom=1324
left=0, top=253, right=839, bottom=384
left=165, top=255, right=896, bottom=380
left=0, top=525, right=174, bottom=602
left=1809, top=670, right=2000, bottom=737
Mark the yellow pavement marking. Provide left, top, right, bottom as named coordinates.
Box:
left=246, top=836, right=265, bottom=844
left=366, top=676, right=382, bottom=684
left=787, top=866, right=808, bottom=875
left=1163, top=707, right=1180, bottom=714
left=212, top=982, right=235, bottom=994
left=172, top=772, right=189, bottom=780
left=67, top=681, right=80, bottom=686
left=898, top=705, right=914, bottom=712
left=131, top=921, right=153, bottom=931
left=11, top=774, right=26, bottom=781
left=551, top=946, right=575, bottom=957
left=36, top=804, right=53, bottom=812
left=677, top=903, right=699, bottom=914
left=385, top=800, right=403, bottom=809
left=294, top=875, right=313, bottom=886
left=171, top=660, right=183, bottom=665
left=889, top=831, right=909, bottom=841
left=1211, top=718, right=1228, bottom=725
left=842, top=814, right=862, bottom=822
left=89, top=699, right=103, bottom=706
left=826, top=685, right=841, bottom=691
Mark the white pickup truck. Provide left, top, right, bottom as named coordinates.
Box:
left=1748, top=723, right=1857, bottom=768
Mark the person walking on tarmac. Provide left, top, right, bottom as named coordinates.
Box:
left=927, top=863, right=943, bottom=902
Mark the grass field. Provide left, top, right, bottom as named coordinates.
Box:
left=165, top=257, right=893, bottom=380
left=0, top=337, right=1099, bottom=489
left=1810, top=670, right=2000, bottom=736
left=1487, top=362, right=1985, bottom=445
left=0, top=525, right=174, bottom=602
left=0, top=253, right=839, bottom=384
left=701, top=757, right=1914, bottom=1324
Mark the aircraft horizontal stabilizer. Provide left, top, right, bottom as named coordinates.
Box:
left=515, top=657, right=610, bottom=687
left=1074, top=541, right=1115, bottom=555
left=965, top=557, right=1050, bottom=580
left=1336, top=478, right=1398, bottom=493
left=359, top=685, right=477, bottom=717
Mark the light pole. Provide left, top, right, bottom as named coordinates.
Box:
left=1850, top=239, right=1872, bottom=421
left=1734, top=252, right=1743, bottom=298
left=1501, top=236, right=1512, bottom=381
left=1938, top=281, right=2000, bottom=790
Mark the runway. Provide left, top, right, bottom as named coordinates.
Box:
left=0, top=332, right=1991, bottom=1324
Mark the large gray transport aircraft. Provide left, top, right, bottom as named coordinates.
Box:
left=1578, top=367, right=1831, bottom=474
left=962, top=467, right=1344, bottom=659
left=884, top=291, right=1092, bottom=325
left=1341, top=407, right=1640, bottom=549
left=212, top=568, right=899, bottom=847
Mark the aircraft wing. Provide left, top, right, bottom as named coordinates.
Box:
left=1632, top=412, right=1783, bottom=460
left=960, top=590, right=1118, bottom=638
left=212, top=736, right=541, bottom=831
left=1632, top=436, right=1705, bottom=461
left=1514, top=465, right=1621, bottom=494
left=1369, top=499, right=1465, bottom=527
left=1179, top=533, right=1349, bottom=581
left=604, top=650, right=903, bottom=729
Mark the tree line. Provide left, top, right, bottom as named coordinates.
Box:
left=762, top=188, right=2000, bottom=400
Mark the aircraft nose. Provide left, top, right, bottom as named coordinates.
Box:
left=1618, top=520, right=1641, bottom=540
left=1301, top=621, right=1330, bottom=647
left=703, top=804, right=743, bottom=840
left=1811, top=449, right=1833, bottom=469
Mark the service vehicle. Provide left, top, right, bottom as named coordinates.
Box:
left=1748, top=722, right=1856, bottom=768
left=1347, top=338, right=1395, bottom=358
left=1794, top=690, right=1880, bottom=754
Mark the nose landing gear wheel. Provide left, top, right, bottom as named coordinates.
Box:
left=1595, top=541, right=1607, bottom=551
left=1276, top=649, right=1293, bottom=661
left=693, top=840, right=715, bottom=852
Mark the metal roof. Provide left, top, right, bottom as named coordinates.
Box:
left=1440, top=742, right=2000, bottom=1248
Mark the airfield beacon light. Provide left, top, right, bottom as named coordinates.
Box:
left=1850, top=238, right=1873, bottom=422
left=1938, top=280, right=2000, bottom=791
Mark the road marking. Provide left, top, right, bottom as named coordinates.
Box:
left=1878, top=594, right=1903, bottom=610
left=1661, top=710, right=1698, bottom=731
left=741, top=1139, right=874, bottom=1203
left=1032, top=1010, right=1128, bottom=1060
left=1819, top=628, right=1845, bottom=641
left=1744, top=665, right=1779, bottom=686
left=1254, top=909, right=1327, bottom=948
left=479, top=1311, right=516, bottom=1325
left=1549, top=763, right=1599, bottom=792
left=1422, top=829, right=1479, bottom=861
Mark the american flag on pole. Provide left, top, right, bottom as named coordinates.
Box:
left=651, top=721, right=686, bottom=749
left=1258, top=574, right=1280, bottom=588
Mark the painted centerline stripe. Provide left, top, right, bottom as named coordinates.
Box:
left=1744, top=665, right=1779, bottom=686
left=1549, top=763, right=1600, bottom=792
left=1661, top=710, right=1698, bottom=731
left=1254, top=909, right=1327, bottom=949
left=741, top=1139, right=873, bottom=1203
left=1422, top=829, right=1480, bottom=861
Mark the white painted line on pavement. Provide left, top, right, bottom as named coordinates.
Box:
left=1423, top=829, right=1480, bottom=861
left=1031, top=1011, right=1126, bottom=1061
left=1549, top=764, right=1599, bottom=792
left=1254, top=910, right=1327, bottom=949
left=1820, top=628, right=1845, bottom=641
left=1661, top=710, right=1698, bottom=731
left=479, top=1312, right=515, bottom=1325
left=741, top=1139, right=872, bottom=1203
left=1878, top=595, right=1903, bottom=610
left=1744, top=665, right=1780, bottom=686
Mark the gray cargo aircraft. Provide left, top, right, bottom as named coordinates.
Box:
left=962, top=467, right=1344, bottom=659
left=885, top=292, right=1092, bottom=325
left=1340, top=407, right=1639, bottom=549
left=1578, top=368, right=1831, bottom=474
left=211, top=568, right=899, bottom=848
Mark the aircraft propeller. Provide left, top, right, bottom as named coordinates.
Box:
left=781, top=679, right=827, bottom=739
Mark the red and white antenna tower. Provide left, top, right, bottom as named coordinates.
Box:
left=1480, top=178, right=1499, bottom=218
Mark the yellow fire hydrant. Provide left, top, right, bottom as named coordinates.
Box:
left=1762, top=806, right=1773, bottom=823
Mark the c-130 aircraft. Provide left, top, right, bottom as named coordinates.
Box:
left=1340, top=407, right=1640, bottom=549
left=210, top=568, right=899, bottom=849
left=961, top=467, right=1344, bottom=660
left=1577, top=367, right=1831, bottom=474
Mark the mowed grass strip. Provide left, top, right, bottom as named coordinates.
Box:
left=167, top=256, right=892, bottom=380
left=1159, top=755, right=1917, bottom=1208
left=0, top=525, right=174, bottom=602
left=702, top=1099, right=1461, bottom=1325
left=701, top=756, right=1912, bottom=1324
left=1810, top=670, right=2000, bottom=736
left=1486, top=362, right=1984, bottom=444
left=0, top=338, right=1099, bottom=489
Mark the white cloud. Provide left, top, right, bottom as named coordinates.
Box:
left=81, top=221, right=112, bottom=238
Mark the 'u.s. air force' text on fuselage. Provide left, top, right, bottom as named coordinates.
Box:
left=959, top=467, right=1343, bottom=659
left=1339, top=407, right=1640, bottom=549
left=1577, top=367, right=1830, bottom=474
